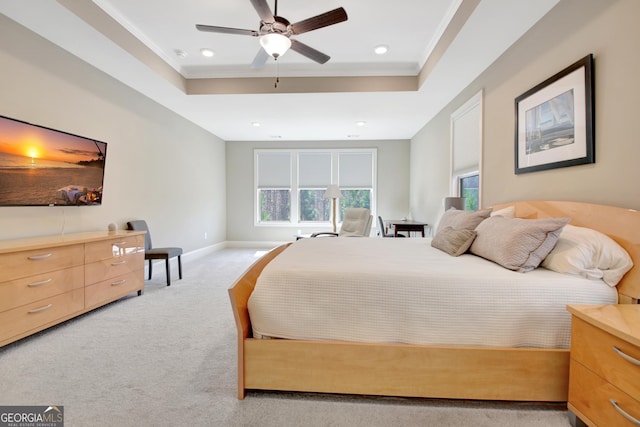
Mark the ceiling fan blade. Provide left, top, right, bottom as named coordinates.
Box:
left=251, top=48, right=270, bottom=69
left=290, top=39, right=330, bottom=64
left=250, top=0, right=274, bottom=22
left=290, top=7, right=348, bottom=35
left=196, top=24, right=259, bottom=37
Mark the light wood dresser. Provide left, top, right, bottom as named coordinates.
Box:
left=0, top=230, right=146, bottom=347
left=567, top=304, right=640, bottom=427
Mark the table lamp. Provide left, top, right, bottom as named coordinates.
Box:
left=324, top=184, right=344, bottom=233
left=444, top=197, right=466, bottom=211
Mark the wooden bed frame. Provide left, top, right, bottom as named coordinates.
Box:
left=229, top=201, right=640, bottom=401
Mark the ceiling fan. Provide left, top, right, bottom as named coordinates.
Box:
left=196, top=0, right=348, bottom=68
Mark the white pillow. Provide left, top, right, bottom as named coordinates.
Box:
left=490, top=205, right=515, bottom=218
left=541, top=224, right=633, bottom=286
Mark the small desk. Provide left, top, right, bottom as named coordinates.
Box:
left=388, top=220, right=429, bottom=237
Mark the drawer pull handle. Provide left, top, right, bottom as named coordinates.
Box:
left=28, top=253, right=52, bottom=261
left=613, top=346, right=640, bottom=366
left=111, top=279, right=126, bottom=286
left=610, top=399, right=640, bottom=425
left=111, top=260, right=127, bottom=266
left=28, top=278, right=53, bottom=287
left=28, top=304, right=53, bottom=314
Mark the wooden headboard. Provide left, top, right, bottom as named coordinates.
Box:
left=491, top=201, right=640, bottom=304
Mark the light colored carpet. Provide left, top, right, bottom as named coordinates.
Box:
left=0, top=248, right=572, bottom=426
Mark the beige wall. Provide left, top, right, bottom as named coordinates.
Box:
left=411, top=0, right=640, bottom=226
left=4, top=0, right=632, bottom=248
left=226, top=139, right=410, bottom=243
left=0, top=15, right=227, bottom=252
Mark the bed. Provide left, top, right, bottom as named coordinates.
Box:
left=229, top=201, right=640, bottom=401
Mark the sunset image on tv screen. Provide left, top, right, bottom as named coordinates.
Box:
left=0, top=115, right=107, bottom=206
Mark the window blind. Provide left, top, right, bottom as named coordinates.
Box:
left=298, top=152, right=331, bottom=187
left=339, top=151, right=373, bottom=187
left=256, top=151, right=291, bottom=188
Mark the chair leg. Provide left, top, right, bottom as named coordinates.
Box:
left=147, top=259, right=152, bottom=280
left=178, top=255, right=183, bottom=279
left=165, top=258, right=171, bottom=286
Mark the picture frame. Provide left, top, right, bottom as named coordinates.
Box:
left=514, top=54, right=594, bottom=174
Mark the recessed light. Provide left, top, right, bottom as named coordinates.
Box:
left=200, top=48, right=214, bottom=57
left=252, top=122, right=261, bottom=127
left=356, top=121, right=366, bottom=127
left=374, top=45, right=388, bottom=55
left=174, top=49, right=187, bottom=58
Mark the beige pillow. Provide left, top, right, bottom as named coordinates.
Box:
left=431, top=227, right=477, bottom=256
left=470, top=216, right=570, bottom=272
left=436, top=208, right=492, bottom=235
left=542, top=224, right=633, bottom=286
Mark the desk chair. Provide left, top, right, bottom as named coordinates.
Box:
left=126, top=220, right=183, bottom=286
left=377, top=216, right=406, bottom=237
left=311, top=208, right=372, bottom=237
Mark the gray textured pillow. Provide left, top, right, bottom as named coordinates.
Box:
left=470, top=216, right=570, bottom=272
left=436, top=208, right=493, bottom=235
left=431, top=227, right=477, bottom=256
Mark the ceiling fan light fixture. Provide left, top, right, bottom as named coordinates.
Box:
left=259, top=33, right=291, bottom=59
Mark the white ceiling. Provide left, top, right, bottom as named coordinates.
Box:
left=0, top=0, right=559, bottom=141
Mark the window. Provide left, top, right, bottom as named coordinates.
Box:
left=458, top=173, right=479, bottom=211
left=338, top=152, right=373, bottom=216
left=259, top=189, right=291, bottom=222
left=339, top=189, right=371, bottom=217
left=299, top=189, right=330, bottom=221
left=298, top=152, right=331, bottom=223
left=255, top=149, right=376, bottom=226
left=451, top=91, right=482, bottom=210
left=256, top=151, right=291, bottom=223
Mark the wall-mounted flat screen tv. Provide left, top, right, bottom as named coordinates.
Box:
left=0, top=115, right=107, bottom=206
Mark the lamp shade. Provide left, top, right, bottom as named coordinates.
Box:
left=323, top=184, right=344, bottom=199
left=444, top=197, right=466, bottom=210
left=259, top=33, right=291, bottom=59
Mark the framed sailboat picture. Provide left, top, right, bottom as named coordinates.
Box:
left=514, top=54, right=594, bottom=174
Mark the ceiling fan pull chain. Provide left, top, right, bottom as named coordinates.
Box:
left=275, top=59, right=280, bottom=88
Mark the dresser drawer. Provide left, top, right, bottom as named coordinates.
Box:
left=85, top=251, right=145, bottom=285
left=569, top=361, right=640, bottom=426
left=85, top=271, right=144, bottom=309
left=0, top=244, right=84, bottom=282
left=0, top=266, right=84, bottom=312
left=0, top=288, right=84, bottom=343
left=572, top=316, right=640, bottom=399
left=85, top=235, right=144, bottom=264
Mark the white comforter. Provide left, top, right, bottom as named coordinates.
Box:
left=248, top=237, right=618, bottom=348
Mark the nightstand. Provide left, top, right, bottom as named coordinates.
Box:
left=567, top=304, right=640, bottom=427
